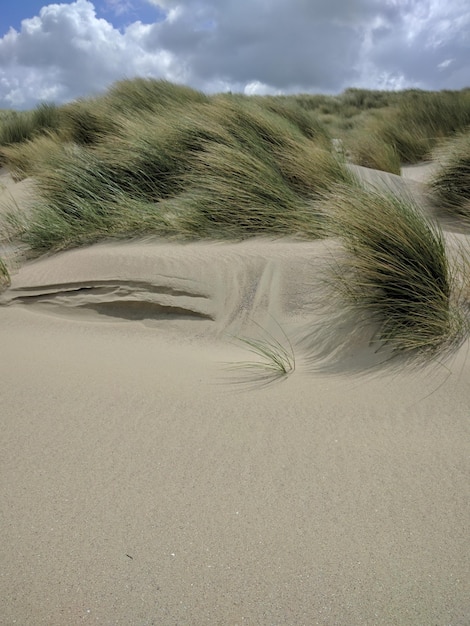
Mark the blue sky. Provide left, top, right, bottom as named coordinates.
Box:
left=0, top=0, right=165, bottom=35
left=0, top=0, right=469, bottom=109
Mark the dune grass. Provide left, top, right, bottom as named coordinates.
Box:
left=2, top=83, right=351, bottom=251
left=1, top=80, right=470, bottom=364
left=17, top=140, right=174, bottom=252
left=230, top=320, right=296, bottom=379
left=0, top=103, right=61, bottom=151
left=347, top=89, right=470, bottom=171
left=0, top=257, right=10, bottom=290
left=105, top=78, right=209, bottom=114
left=430, top=130, right=470, bottom=220
left=345, top=128, right=401, bottom=174
left=0, top=133, right=66, bottom=181
left=59, top=99, right=118, bottom=145
left=324, top=184, right=468, bottom=357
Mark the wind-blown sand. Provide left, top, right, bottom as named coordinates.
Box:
left=1, top=165, right=469, bottom=625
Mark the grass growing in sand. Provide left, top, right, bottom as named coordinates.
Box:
left=231, top=321, right=296, bottom=378
left=430, top=130, right=470, bottom=220
left=0, top=257, right=10, bottom=290
left=1, top=80, right=355, bottom=250
left=1, top=80, right=469, bottom=362
left=324, top=184, right=468, bottom=357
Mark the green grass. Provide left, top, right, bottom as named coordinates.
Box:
left=3, top=86, right=352, bottom=250
left=324, top=184, right=468, bottom=358
left=230, top=320, right=296, bottom=379
left=105, top=78, right=209, bottom=114
left=59, top=99, right=118, bottom=145
left=0, top=133, right=65, bottom=181
left=0, top=103, right=61, bottom=151
left=430, top=130, right=470, bottom=219
left=351, top=89, right=470, bottom=168
left=1, top=80, right=470, bottom=364
left=345, top=128, right=401, bottom=174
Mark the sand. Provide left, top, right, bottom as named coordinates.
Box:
left=1, top=164, right=469, bottom=625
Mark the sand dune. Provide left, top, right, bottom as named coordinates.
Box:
left=1, top=164, right=470, bottom=624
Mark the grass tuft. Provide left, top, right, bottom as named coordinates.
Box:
left=105, top=78, right=209, bottom=114
left=231, top=321, right=296, bottom=377
left=324, top=184, right=468, bottom=358
left=0, top=257, right=10, bottom=291
left=430, top=130, right=470, bottom=220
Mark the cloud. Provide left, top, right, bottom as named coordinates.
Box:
left=0, top=0, right=469, bottom=109
left=0, top=0, right=177, bottom=107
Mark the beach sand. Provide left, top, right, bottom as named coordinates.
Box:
left=1, top=165, right=469, bottom=625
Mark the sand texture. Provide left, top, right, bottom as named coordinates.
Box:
left=1, top=164, right=469, bottom=625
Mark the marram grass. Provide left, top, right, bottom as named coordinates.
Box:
left=324, top=184, right=468, bottom=358
left=230, top=321, right=296, bottom=378
left=0, top=257, right=10, bottom=291
left=430, top=130, right=470, bottom=220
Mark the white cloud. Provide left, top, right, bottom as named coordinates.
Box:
left=0, top=0, right=469, bottom=109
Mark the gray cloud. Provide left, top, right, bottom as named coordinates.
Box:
left=0, top=0, right=469, bottom=109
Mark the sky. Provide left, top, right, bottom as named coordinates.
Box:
left=0, top=0, right=469, bottom=109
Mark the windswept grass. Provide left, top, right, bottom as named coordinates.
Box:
left=167, top=141, right=328, bottom=239
left=20, top=142, right=171, bottom=251
left=230, top=320, right=296, bottom=379
left=4, top=87, right=351, bottom=250
left=430, top=130, right=470, bottom=220
left=0, top=133, right=64, bottom=181
left=350, top=89, right=470, bottom=169
left=105, top=78, right=209, bottom=114
left=324, top=184, right=468, bottom=358
left=255, top=95, right=331, bottom=143
left=345, top=129, right=401, bottom=174
left=0, top=111, right=36, bottom=149
left=0, top=257, right=10, bottom=291
left=0, top=103, right=61, bottom=150
left=59, top=99, right=118, bottom=145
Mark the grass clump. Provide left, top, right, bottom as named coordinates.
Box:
left=20, top=142, right=171, bottom=252
left=0, top=134, right=65, bottom=181
left=255, top=95, right=331, bottom=143
left=169, top=142, right=324, bottom=239
left=0, top=257, right=10, bottom=291
left=0, top=111, right=36, bottom=148
left=430, top=130, right=470, bottom=219
left=230, top=320, right=296, bottom=379
left=345, top=129, right=401, bottom=174
left=0, top=103, right=61, bottom=150
left=59, top=99, right=117, bottom=145
left=325, top=184, right=467, bottom=357
left=362, top=89, right=470, bottom=165
left=105, top=78, right=209, bottom=114
left=4, top=89, right=353, bottom=250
